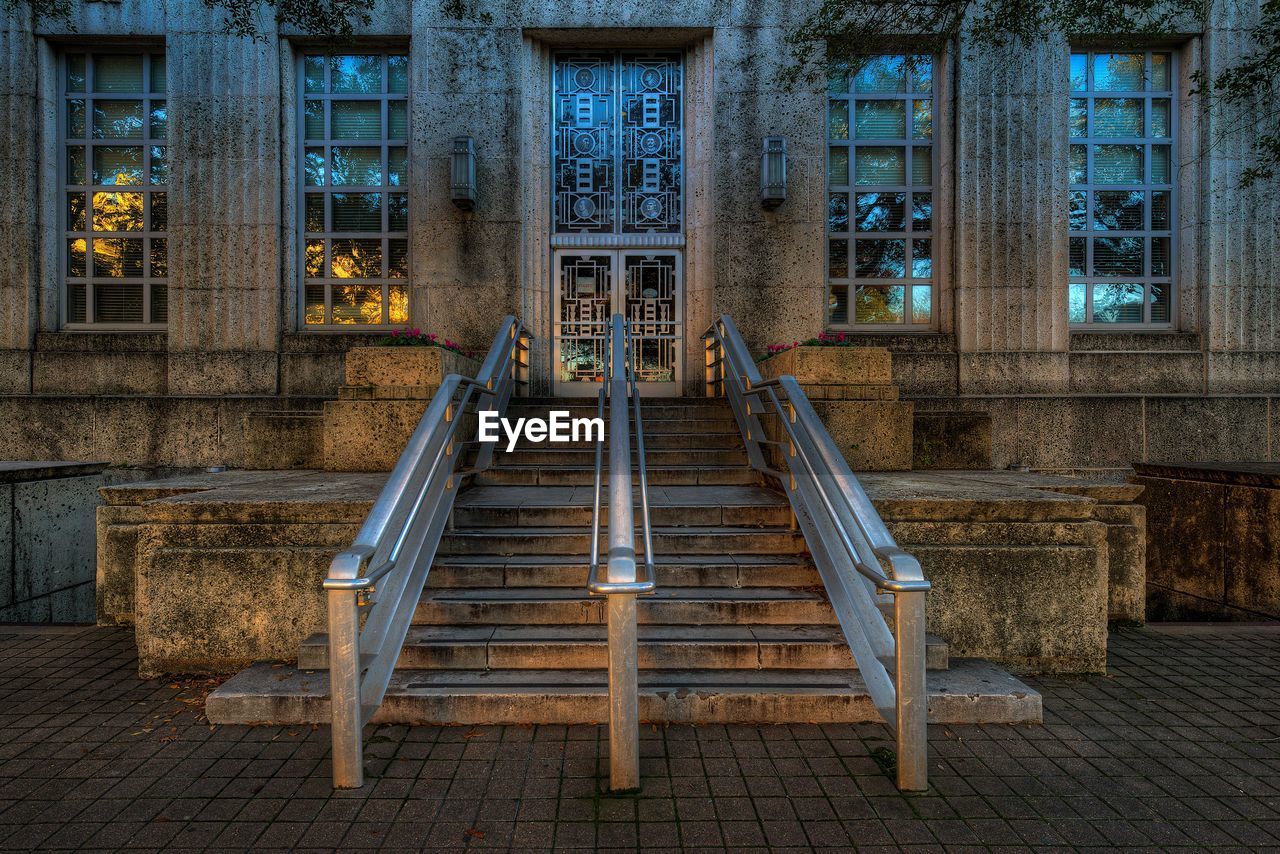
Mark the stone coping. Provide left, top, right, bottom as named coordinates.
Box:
left=101, top=468, right=1129, bottom=525
left=1132, top=461, right=1280, bottom=488
left=0, top=460, right=108, bottom=483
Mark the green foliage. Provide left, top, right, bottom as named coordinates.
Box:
left=784, top=0, right=1278, bottom=186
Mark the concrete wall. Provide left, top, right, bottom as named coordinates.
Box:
left=0, top=0, right=1277, bottom=467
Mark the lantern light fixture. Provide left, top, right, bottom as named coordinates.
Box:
left=451, top=135, right=476, bottom=211
left=760, top=135, right=787, bottom=210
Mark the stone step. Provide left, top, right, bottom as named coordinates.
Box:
left=494, top=447, right=749, bottom=467
left=412, top=587, right=835, bottom=626
left=297, top=625, right=950, bottom=671
left=438, top=526, right=806, bottom=555
left=206, top=660, right=1042, bottom=726
left=425, top=554, right=820, bottom=589
left=452, top=485, right=792, bottom=529
left=505, top=402, right=731, bottom=421
left=472, top=466, right=760, bottom=486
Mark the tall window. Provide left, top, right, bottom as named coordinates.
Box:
left=1069, top=50, right=1175, bottom=325
left=300, top=52, right=409, bottom=327
left=827, top=55, right=935, bottom=328
left=63, top=51, right=168, bottom=327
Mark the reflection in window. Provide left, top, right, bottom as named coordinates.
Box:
left=828, top=55, right=934, bottom=327
left=1069, top=50, right=1175, bottom=325
left=301, top=52, right=409, bottom=326
left=63, top=51, right=167, bottom=326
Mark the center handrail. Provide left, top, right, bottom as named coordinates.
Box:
left=324, top=316, right=530, bottom=789
left=586, top=314, right=655, bottom=792
left=704, top=313, right=931, bottom=791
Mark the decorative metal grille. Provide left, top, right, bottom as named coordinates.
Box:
left=62, top=51, right=168, bottom=327
left=622, top=254, right=678, bottom=383
left=553, top=52, right=682, bottom=236
left=826, top=55, right=935, bottom=329
left=1068, top=50, right=1176, bottom=326
left=299, top=52, right=409, bottom=327
left=556, top=254, right=613, bottom=383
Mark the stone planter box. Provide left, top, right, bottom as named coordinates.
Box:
left=757, top=346, right=912, bottom=472
left=342, top=346, right=479, bottom=389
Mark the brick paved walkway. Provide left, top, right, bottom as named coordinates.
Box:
left=0, top=625, right=1277, bottom=851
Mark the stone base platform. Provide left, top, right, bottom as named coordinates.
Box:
left=100, top=468, right=1142, bottom=678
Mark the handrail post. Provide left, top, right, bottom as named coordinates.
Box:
left=328, top=582, right=363, bottom=788
left=894, top=587, right=928, bottom=791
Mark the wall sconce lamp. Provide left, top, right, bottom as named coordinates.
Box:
left=451, top=136, right=476, bottom=211
left=760, top=136, right=787, bottom=210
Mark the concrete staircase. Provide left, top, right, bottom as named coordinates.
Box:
left=208, top=397, right=1040, bottom=726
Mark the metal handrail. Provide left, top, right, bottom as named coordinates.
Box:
left=324, top=316, right=530, bottom=789
left=586, top=314, right=655, bottom=792
left=704, top=314, right=931, bottom=791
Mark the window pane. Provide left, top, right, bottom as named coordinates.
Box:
left=1069, top=99, right=1087, bottom=136
left=150, top=102, right=167, bottom=138
left=330, top=238, right=382, bottom=278
left=332, top=284, right=383, bottom=324
left=1152, top=99, right=1171, bottom=137
left=1152, top=190, right=1170, bottom=229
left=388, top=239, right=408, bottom=278
left=305, top=193, right=325, bottom=231
left=94, top=55, right=144, bottom=92
left=854, top=192, right=905, bottom=231
left=304, top=56, right=325, bottom=93
left=304, top=148, right=325, bottom=185
left=1151, top=236, right=1170, bottom=275
left=150, top=146, right=168, bottom=184
left=330, top=56, right=381, bottom=93
left=1069, top=54, right=1087, bottom=91
left=304, top=283, right=326, bottom=324
left=854, top=285, right=905, bottom=323
left=151, top=192, right=167, bottom=231
left=388, top=56, right=409, bottom=93
left=304, top=100, right=324, bottom=139
left=827, top=61, right=849, bottom=94
left=1069, top=144, right=1087, bottom=184
left=388, top=147, right=407, bottom=186
left=68, top=239, right=87, bottom=277
left=911, top=239, right=931, bottom=278
left=828, top=192, right=849, bottom=232
left=93, top=238, right=144, bottom=277
left=150, top=55, right=166, bottom=93
left=68, top=100, right=85, bottom=137
left=95, top=283, right=145, bottom=322
left=909, top=56, right=932, bottom=93
left=911, top=194, right=932, bottom=231
left=1093, top=190, right=1143, bottom=230
left=150, top=238, right=167, bottom=277
left=93, top=147, right=144, bottom=185
left=1150, top=284, right=1170, bottom=322
left=67, top=55, right=86, bottom=92
left=828, top=286, right=848, bottom=323
left=331, top=147, right=382, bottom=186
left=331, top=193, right=382, bottom=232
left=331, top=101, right=381, bottom=139
left=305, top=240, right=325, bottom=277
left=68, top=147, right=86, bottom=184
left=854, top=100, right=904, bottom=139
left=92, top=191, right=144, bottom=231
left=1151, top=145, right=1171, bottom=183
left=1092, top=237, right=1143, bottom=276
left=854, top=146, right=904, bottom=185
left=828, top=100, right=849, bottom=140
left=911, top=285, right=931, bottom=323
left=1093, top=144, right=1142, bottom=183
left=1092, top=282, right=1144, bottom=323
left=1093, top=98, right=1143, bottom=137
left=1151, top=53, right=1171, bottom=90
left=1069, top=190, right=1086, bottom=230
left=855, top=239, right=905, bottom=278
left=1093, top=54, right=1144, bottom=91
left=1069, top=282, right=1086, bottom=322
left=853, top=56, right=905, bottom=93
left=911, top=148, right=931, bottom=184
left=388, top=193, right=407, bottom=231
left=1069, top=238, right=1086, bottom=275
left=828, top=239, right=848, bottom=278
left=92, top=100, right=144, bottom=138
left=911, top=100, right=932, bottom=140
left=67, top=193, right=86, bottom=230
left=151, top=284, right=167, bottom=322
left=828, top=146, right=849, bottom=185
left=67, top=282, right=87, bottom=322
left=389, top=283, right=409, bottom=323
left=388, top=101, right=407, bottom=139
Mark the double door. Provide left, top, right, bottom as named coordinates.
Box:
left=553, top=250, right=682, bottom=396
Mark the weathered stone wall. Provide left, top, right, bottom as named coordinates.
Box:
left=0, top=0, right=1275, bottom=469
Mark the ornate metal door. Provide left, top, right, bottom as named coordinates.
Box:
left=551, top=51, right=684, bottom=396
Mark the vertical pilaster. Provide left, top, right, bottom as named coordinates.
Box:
left=0, top=8, right=38, bottom=392
left=166, top=5, right=282, bottom=394
left=518, top=37, right=553, bottom=395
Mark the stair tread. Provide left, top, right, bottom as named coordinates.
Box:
left=301, top=624, right=948, bottom=646
left=455, top=484, right=787, bottom=508
left=206, top=659, right=1041, bottom=725
left=433, top=553, right=813, bottom=567
left=419, top=586, right=827, bottom=603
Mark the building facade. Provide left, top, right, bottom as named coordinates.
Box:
left=1, top=0, right=1278, bottom=471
